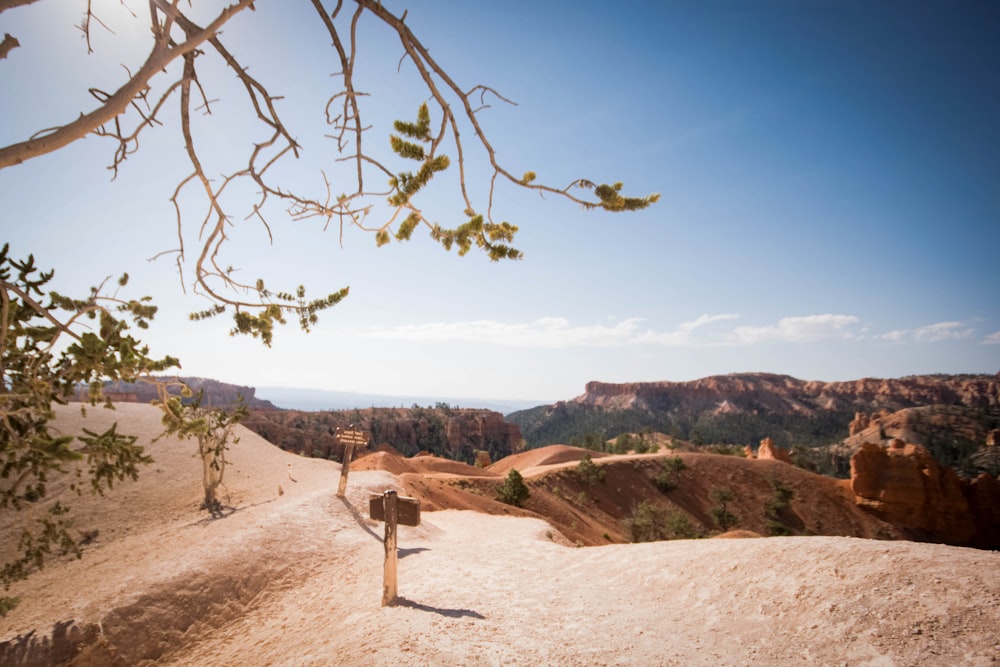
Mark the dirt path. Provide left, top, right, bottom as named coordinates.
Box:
left=2, top=404, right=999, bottom=666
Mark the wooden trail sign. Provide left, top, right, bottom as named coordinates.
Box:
left=335, top=428, right=368, bottom=497
left=369, top=493, right=421, bottom=527
left=369, top=490, right=421, bottom=606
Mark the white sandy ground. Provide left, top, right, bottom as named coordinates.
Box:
left=2, top=404, right=999, bottom=666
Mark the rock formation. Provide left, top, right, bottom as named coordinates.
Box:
left=757, top=437, right=792, bottom=463
left=574, top=374, right=1000, bottom=415
left=83, top=377, right=278, bottom=409
left=849, top=439, right=1000, bottom=547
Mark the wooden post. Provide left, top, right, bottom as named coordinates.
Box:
left=336, top=443, right=354, bottom=498
left=382, top=490, right=398, bottom=606
left=335, top=427, right=366, bottom=498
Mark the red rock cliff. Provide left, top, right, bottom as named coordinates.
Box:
left=850, top=439, right=1000, bottom=547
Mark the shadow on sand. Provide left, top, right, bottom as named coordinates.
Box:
left=337, top=495, right=382, bottom=541
left=392, top=597, right=485, bottom=619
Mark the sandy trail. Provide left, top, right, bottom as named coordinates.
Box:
left=2, top=404, right=999, bottom=666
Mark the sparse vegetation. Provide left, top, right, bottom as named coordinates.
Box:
left=703, top=444, right=745, bottom=457
left=495, top=469, right=530, bottom=507
left=625, top=500, right=698, bottom=542
left=158, top=392, right=247, bottom=516
left=612, top=432, right=652, bottom=454
left=764, top=475, right=796, bottom=536
left=0, top=595, right=19, bottom=617
left=575, top=454, right=605, bottom=484
left=653, top=456, right=687, bottom=492
left=709, top=487, right=739, bottom=532
left=970, top=443, right=1000, bottom=477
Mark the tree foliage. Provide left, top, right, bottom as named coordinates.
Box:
left=652, top=456, right=687, bottom=493
left=708, top=487, right=738, bottom=532
left=0, top=245, right=177, bottom=590
left=495, top=468, right=530, bottom=507
left=157, top=390, right=248, bottom=516
left=574, top=453, right=605, bottom=484
left=625, top=500, right=698, bottom=543
left=0, top=1, right=658, bottom=343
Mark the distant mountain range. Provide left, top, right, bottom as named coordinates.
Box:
left=254, top=386, right=548, bottom=415
left=94, top=377, right=549, bottom=414
left=507, top=373, right=1000, bottom=477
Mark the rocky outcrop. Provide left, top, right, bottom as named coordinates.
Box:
left=849, top=439, right=1000, bottom=547
left=757, top=437, right=792, bottom=463
left=84, top=377, right=277, bottom=409
left=576, top=374, right=1000, bottom=415
left=513, top=374, right=1000, bottom=469
left=848, top=410, right=891, bottom=436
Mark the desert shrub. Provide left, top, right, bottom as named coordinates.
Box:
left=614, top=432, right=651, bottom=454
left=575, top=453, right=605, bottom=484
left=764, top=475, right=795, bottom=536
left=495, top=469, right=530, bottom=507
left=653, top=456, right=687, bottom=492
left=473, top=450, right=492, bottom=468
left=664, top=510, right=698, bottom=539
left=612, top=433, right=635, bottom=454
left=0, top=595, right=19, bottom=617
left=709, top=487, right=738, bottom=531
left=703, top=444, right=745, bottom=457
left=626, top=500, right=698, bottom=542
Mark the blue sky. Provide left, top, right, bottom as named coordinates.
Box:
left=1, top=1, right=998, bottom=403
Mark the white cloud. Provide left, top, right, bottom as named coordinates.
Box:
left=985, top=331, right=1000, bottom=345
left=363, top=317, right=649, bottom=348
left=728, top=314, right=861, bottom=344
left=633, top=313, right=740, bottom=345
left=878, top=321, right=977, bottom=343
left=352, top=313, right=878, bottom=349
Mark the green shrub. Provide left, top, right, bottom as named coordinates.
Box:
left=709, top=487, right=738, bottom=531
left=764, top=475, right=795, bottom=536
left=653, top=456, right=687, bottom=492
left=495, top=469, right=530, bottom=507
left=626, top=500, right=699, bottom=542
left=0, top=596, right=19, bottom=617
left=575, top=454, right=605, bottom=484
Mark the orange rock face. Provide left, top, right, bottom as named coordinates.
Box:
left=850, top=440, right=976, bottom=544
left=757, top=437, right=792, bottom=463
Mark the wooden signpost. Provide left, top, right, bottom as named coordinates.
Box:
left=335, top=427, right=368, bottom=497
left=369, top=490, right=421, bottom=606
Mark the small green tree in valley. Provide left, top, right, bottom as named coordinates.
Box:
left=613, top=433, right=636, bottom=454
left=495, top=469, right=530, bottom=507
left=653, top=456, right=687, bottom=492
left=764, top=475, right=796, bottom=536
left=626, top=500, right=698, bottom=542
left=709, top=487, right=738, bottom=531
left=575, top=453, right=605, bottom=484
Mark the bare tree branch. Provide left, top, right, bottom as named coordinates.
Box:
left=0, top=0, right=256, bottom=169
left=0, top=0, right=658, bottom=344
left=0, top=0, right=42, bottom=14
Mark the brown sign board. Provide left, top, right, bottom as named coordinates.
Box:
left=336, top=428, right=368, bottom=447
left=369, top=494, right=421, bottom=527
